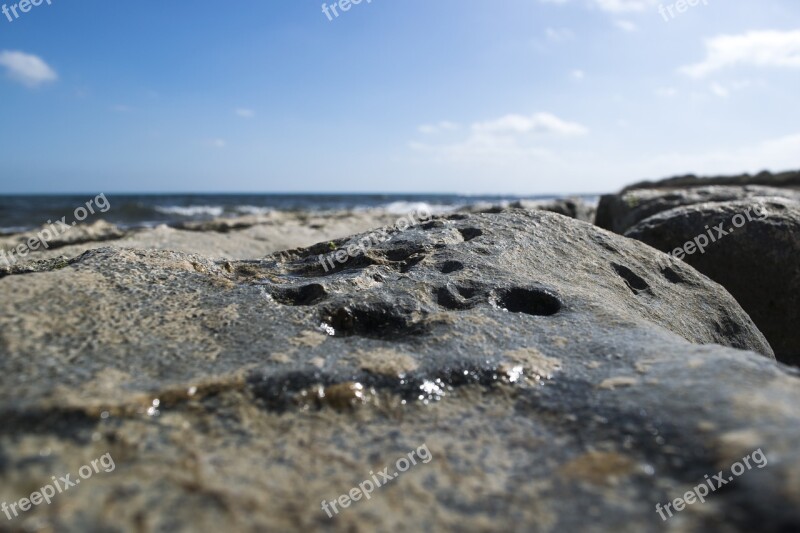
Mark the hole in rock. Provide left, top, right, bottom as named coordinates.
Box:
left=612, top=263, right=650, bottom=294
left=439, top=261, right=464, bottom=274
left=271, top=283, right=327, bottom=306
left=421, top=221, right=445, bottom=230
left=383, top=243, right=427, bottom=262
left=458, top=227, right=483, bottom=241
left=491, top=287, right=562, bottom=316
left=661, top=267, right=683, bottom=284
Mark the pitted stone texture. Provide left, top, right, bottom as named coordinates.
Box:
left=0, top=211, right=795, bottom=532
left=626, top=198, right=800, bottom=366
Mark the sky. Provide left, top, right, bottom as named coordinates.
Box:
left=0, top=0, right=799, bottom=194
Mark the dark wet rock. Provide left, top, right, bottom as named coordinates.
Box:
left=596, top=185, right=800, bottom=233
left=622, top=169, right=800, bottom=193
left=626, top=198, right=800, bottom=367
left=173, top=214, right=276, bottom=232
left=1, top=211, right=797, bottom=532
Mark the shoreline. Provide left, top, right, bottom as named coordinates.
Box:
left=0, top=196, right=598, bottom=265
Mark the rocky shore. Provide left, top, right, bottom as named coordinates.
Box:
left=1, top=173, right=799, bottom=532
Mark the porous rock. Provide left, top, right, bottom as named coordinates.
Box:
left=626, top=198, right=800, bottom=366
left=622, top=169, right=800, bottom=193
left=0, top=211, right=797, bottom=532
left=0, top=219, right=126, bottom=254
left=596, top=185, right=800, bottom=234
left=459, top=197, right=596, bottom=222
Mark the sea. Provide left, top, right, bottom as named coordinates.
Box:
left=0, top=194, right=596, bottom=234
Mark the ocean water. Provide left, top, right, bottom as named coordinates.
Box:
left=0, top=193, right=593, bottom=234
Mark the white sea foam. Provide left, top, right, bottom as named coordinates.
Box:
left=234, top=205, right=274, bottom=216
left=154, top=205, right=225, bottom=218
left=377, top=201, right=458, bottom=216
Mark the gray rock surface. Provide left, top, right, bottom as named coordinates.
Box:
left=1, top=211, right=797, bottom=532
left=514, top=197, right=597, bottom=223
left=596, top=185, right=800, bottom=234
left=459, top=197, right=597, bottom=222
left=621, top=169, right=800, bottom=193
left=626, top=198, right=800, bottom=366
left=0, top=219, right=126, bottom=254
left=0, top=210, right=406, bottom=266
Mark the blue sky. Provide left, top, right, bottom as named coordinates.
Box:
left=1, top=0, right=799, bottom=194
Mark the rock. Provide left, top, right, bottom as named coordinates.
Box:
left=173, top=213, right=277, bottom=232
left=0, top=219, right=126, bottom=255
left=621, top=169, right=800, bottom=193
left=459, top=197, right=597, bottom=222
left=625, top=197, right=800, bottom=366
left=1, top=211, right=796, bottom=532
left=596, top=185, right=800, bottom=234
left=513, top=198, right=597, bottom=223
left=0, top=210, right=409, bottom=265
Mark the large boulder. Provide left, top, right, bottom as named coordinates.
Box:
left=621, top=169, right=800, bottom=193
left=596, top=185, right=800, bottom=234
left=515, top=197, right=597, bottom=223
left=626, top=198, right=800, bottom=366
left=1, top=211, right=797, bottom=532
left=459, top=197, right=596, bottom=223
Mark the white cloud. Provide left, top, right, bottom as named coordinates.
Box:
left=206, top=139, right=227, bottom=148
left=681, top=30, right=800, bottom=78
left=592, top=0, right=657, bottom=13
left=571, top=69, right=585, bottom=80
left=472, top=113, right=588, bottom=137
left=235, top=108, right=255, bottom=118
left=411, top=112, right=587, bottom=163
left=0, top=51, right=57, bottom=87
left=539, top=0, right=656, bottom=10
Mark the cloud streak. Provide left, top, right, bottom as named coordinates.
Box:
left=0, top=51, right=57, bottom=87
left=411, top=112, right=588, bottom=162
left=682, top=30, right=800, bottom=78
left=539, top=0, right=658, bottom=13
